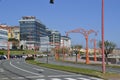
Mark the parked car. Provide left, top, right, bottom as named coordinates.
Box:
left=0, top=55, right=7, bottom=60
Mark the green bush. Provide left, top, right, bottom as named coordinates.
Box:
left=0, top=51, right=4, bottom=55
left=25, top=56, right=35, bottom=60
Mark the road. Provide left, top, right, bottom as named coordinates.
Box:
left=0, top=59, right=103, bottom=80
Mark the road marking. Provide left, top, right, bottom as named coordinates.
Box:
left=90, top=77, right=103, bottom=80
left=12, top=77, right=24, bottom=79
left=48, top=74, right=82, bottom=77
left=2, top=78, right=9, bottom=80
left=33, top=68, right=44, bottom=71
left=77, top=78, right=90, bottom=80
left=10, top=61, right=44, bottom=76
left=64, top=78, right=76, bottom=80
left=26, top=75, right=44, bottom=78
left=51, top=78, right=61, bottom=80
left=36, top=79, right=45, bottom=80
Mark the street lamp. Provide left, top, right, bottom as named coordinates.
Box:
left=50, top=0, right=54, bottom=4
left=101, top=0, right=105, bottom=73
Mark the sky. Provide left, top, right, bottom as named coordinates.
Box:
left=0, top=0, right=120, bottom=48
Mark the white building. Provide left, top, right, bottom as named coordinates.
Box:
left=0, top=27, right=8, bottom=49
left=40, top=36, right=51, bottom=52
left=61, top=36, right=71, bottom=48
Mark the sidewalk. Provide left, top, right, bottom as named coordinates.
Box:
left=36, top=56, right=120, bottom=74
left=64, top=56, right=120, bottom=66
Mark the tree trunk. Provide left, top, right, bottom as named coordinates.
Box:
left=75, top=53, right=77, bottom=63
left=105, top=53, right=108, bottom=64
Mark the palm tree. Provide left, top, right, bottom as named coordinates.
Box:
left=73, top=45, right=82, bottom=63
left=98, top=40, right=116, bottom=64
left=8, top=38, right=19, bottom=50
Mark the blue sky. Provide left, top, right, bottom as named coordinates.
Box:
left=0, top=0, right=120, bottom=48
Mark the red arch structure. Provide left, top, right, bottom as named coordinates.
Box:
left=66, top=27, right=97, bottom=64
left=90, top=39, right=97, bottom=62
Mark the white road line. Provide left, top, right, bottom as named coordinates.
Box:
left=64, top=78, right=76, bottom=80
left=90, top=77, right=103, bottom=80
left=33, top=65, right=76, bottom=75
left=10, top=61, right=44, bottom=76
left=77, top=78, right=90, bottom=80
left=36, top=79, right=45, bottom=80
left=33, top=68, right=44, bottom=71
left=2, top=78, right=9, bottom=80
left=51, top=78, right=61, bottom=80
left=12, top=77, right=24, bottom=79
left=26, top=75, right=44, bottom=78
left=48, top=74, right=82, bottom=77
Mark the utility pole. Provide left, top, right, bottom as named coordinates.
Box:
left=46, top=46, right=48, bottom=63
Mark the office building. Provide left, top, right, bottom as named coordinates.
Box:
left=0, top=25, right=8, bottom=49
left=47, top=29, right=61, bottom=47
left=19, top=16, right=47, bottom=49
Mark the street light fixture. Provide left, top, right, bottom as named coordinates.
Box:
left=50, top=0, right=54, bottom=4
left=101, top=0, right=105, bottom=73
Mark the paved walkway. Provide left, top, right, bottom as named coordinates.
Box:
left=36, top=56, right=120, bottom=74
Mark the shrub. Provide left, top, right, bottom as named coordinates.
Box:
left=25, top=56, right=35, bottom=60
left=0, top=51, right=4, bottom=55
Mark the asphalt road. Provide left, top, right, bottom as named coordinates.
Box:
left=0, top=59, right=103, bottom=80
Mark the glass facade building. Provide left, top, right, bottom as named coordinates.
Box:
left=0, top=28, right=8, bottom=49
left=19, top=16, right=47, bottom=49
left=47, top=29, right=61, bottom=47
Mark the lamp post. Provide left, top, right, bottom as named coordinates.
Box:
left=101, top=0, right=105, bottom=73
left=49, top=0, right=105, bottom=73
left=7, top=42, right=10, bottom=60
left=46, top=45, right=49, bottom=64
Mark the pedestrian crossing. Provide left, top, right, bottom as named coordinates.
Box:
left=0, top=76, right=103, bottom=80
left=35, top=77, right=103, bottom=80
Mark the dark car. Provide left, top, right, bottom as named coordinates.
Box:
left=0, top=55, right=7, bottom=60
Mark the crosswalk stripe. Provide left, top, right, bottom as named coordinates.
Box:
left=36, top=79, right=45, bottom=80
left=90, top=77, right=103, bottom=80
left=77, top=78, right=90, bottom=80
left=51, top=78, right=61, bottom=80
left=2, top=78, right=9, bottom=80
left=26, top=75, right=45, bottom=78
left=12, top=77, right=24, bottom=79
left=48, top=74, right=82, bottom=77
left=1, top=76, right=103, bottom=80
left=64, top=78, right=76, bottom=80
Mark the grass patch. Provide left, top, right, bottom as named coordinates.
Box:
left=1, top=50, right=41, bottom=55
left=26, top=60, right=120, bottom=80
